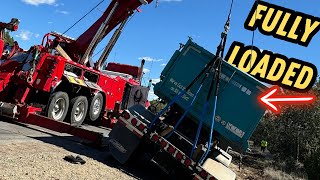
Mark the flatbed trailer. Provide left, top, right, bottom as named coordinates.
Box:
left=109, top=105, right=237, bottom=180
left=108, top=38, right=268, bottom=180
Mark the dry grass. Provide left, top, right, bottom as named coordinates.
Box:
left=229, top=147, right=308, bottom=180
left=263, top=167, right=306, bottom=180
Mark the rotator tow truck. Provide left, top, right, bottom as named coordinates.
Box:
left=1, top=0, right=269, bottom=179
left=0, top=0, right=153, bottom=144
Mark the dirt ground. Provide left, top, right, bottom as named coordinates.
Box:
left=0, top=120, right=135, bottom=180
left=0, top=141, right=136, bottom=180
left=0, top=120, right=165, bottom=180
left=228, top=147, right=306, bottom=180
left=232, top=149, right=268, bottom=180
left=230, top=160, right=264, bottom=180
left=0, top=119, right=300, bottom=180
left=0, top=138, right=272, bottom=180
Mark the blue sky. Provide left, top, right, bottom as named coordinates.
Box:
left=2, top=0, right=320, bottom=100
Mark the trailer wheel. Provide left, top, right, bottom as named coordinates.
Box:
left=87, top=93, right=104, bottom=121
left=47, top=92, right=69, bottom=121
left=69, top=96, right=88, bottom=127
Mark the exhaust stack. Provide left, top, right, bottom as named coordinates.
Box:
left=139, top=59, right=145, bottom=85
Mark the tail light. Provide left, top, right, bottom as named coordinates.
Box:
left=122, top=111, right=130, bottom=119
left=168, top=145, right=175, bottom=154
left=160, top=140, right=167, bottom=148
left=131, top=118, right=137, bottom=126
left=200, top=170, right=208, bottom=178
left=151, top=133, right=159, bottom=142
left=184, top=158, right=192, bottom=166
left=138, top=123, right=145, bottom=131
left=176, top=152, right=183, bottom=160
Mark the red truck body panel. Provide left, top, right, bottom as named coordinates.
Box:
left=106, top=62, right=141, bottom=79
left=0, top=39, right=4, bottom=56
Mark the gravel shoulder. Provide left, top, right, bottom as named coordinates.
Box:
left=0, top=120, right=140, bottom=180
left=0, top=141, right=136, bottom=180
left=1, top=119, right=273, bottom=180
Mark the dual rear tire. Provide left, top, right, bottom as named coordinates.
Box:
left=46, top=92, right=103, bottom=127
left=47, top=92, right=69, bottom=122
left=69, top=96, right=88, bottom=127
left=87, top=93, right=104, bottom=122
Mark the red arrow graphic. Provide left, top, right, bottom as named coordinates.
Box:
left=258, top=86, right=315, bottom=114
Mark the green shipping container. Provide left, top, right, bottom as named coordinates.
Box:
left=154, top=39, right=268, bottom=151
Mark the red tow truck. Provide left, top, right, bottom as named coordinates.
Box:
left=1, top=1, right=270, bottom=180
left=0, top=0, right=153, bottom=142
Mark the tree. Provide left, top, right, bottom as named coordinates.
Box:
left=251, top=81, right=320, bottom=177
left=148, top=99, right=167, bottom=114
left=304, top=149, right=320, bottom=180
left=3, top=31, right=14, bottom=45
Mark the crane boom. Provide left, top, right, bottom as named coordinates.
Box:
left=72, top=0, right=152, bottom=64
left=0, top=18, right=19, bottom=58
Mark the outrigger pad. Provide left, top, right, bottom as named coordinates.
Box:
left=202, top=158, right=236, bottom=180
left=108, top=122, right=142, bottom=164
left=63, top=155, right=86, bottom=164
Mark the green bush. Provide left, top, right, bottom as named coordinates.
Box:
left=305, top=149, right=320, bottom=180
left=4, top=31, right=14, bottom=45
left=251, top=82, right=320, bottom=177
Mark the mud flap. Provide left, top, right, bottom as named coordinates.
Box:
left=108, top=122, right=142, bottom=164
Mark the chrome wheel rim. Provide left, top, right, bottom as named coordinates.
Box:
left=52, top=98, right=66, bottom=120
left=74, top=101, right=85, bottom=122
left=92, top=98, right=101, bottom=115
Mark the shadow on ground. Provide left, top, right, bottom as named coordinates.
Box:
left=32, top=135, right=169, bottom=180
left=0, top=119, right=168, bottom=180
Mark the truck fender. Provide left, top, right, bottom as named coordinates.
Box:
left=93, top=90, right=107, bottom=109
left=50, top=79, right=62, bottom=93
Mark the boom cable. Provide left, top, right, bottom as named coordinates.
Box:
left=62, top=0, right=105, bottom=35
left=92, top=11, right=137, bottom=58
left=250, top=0, right=260, bottom=68
left=197, top=0, right=234, bottom=164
